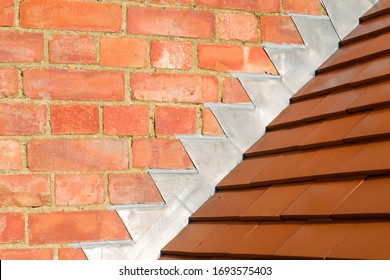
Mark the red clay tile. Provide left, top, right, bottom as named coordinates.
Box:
left=275, top=222, right=357, bottom=259
left=361, top=0, right=390, bottom=21
left=191, top=189, right=266, bottom=221
left=347, top=80, right=390, bottom=112
left=328, top=222, right=390, bottom=259
left=351, top=54, right=390, bottom=85
left=282, top=178, right=364, bottom=219
left=240, top=183, right=311, bottom=220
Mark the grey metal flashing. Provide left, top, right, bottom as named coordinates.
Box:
left=107, top=203, right=166, bottom=211
left=73, top=240, right=135, bottom=249
left=147, top=168, right=198, bottom=175
left=230, top=72, right=281, bottom=80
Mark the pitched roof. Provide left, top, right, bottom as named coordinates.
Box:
left=161, top=0, right=390, bottom=260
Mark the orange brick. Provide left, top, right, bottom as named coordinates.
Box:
left=155, top=106, right=197, bottom=135
left=0, top=0, right=14, bottom=26
left=151, top=0, right=192, bottom=5
left=0, top=103, right=46, bottom=135
left=49, top=34, right=97, bottom=64
left=29, top=211, right=130, bottom=244
left=283, top=0, right=323, bottom=15
left=55, top=174, right=104, bottom=206
left=58, top=248, right=87, bottom=260
left=0, top=175, right=50, bottom=207
left=196, top=0, right=280, bottom=12
left=100, top=37, right=147, bottom=68
left=218, top=13, right=258, bottom=42
left=151, top=41, right=192, bottom=70
left=202, top=108, right=224, bottom=136
left=0, top=140, right=22, bottom=171
left=198, top=44, right=277, bottom=73
left=23, top=69, right=124, bottom=101
left=0, top=68, right=18, bottom=98
left=20, top=0, right=122, bottom=32
left=132, top=139, right=194, bottom=169
left=0, top=213, right=25, bottom=243
left=261, top=16, right=303, bottom=44
left=0, top=249, right=53, bottom=260
left=127, top=6, right=215, bottom=38
left=51, top=105, right=99, bottom=135
left=109, top=174, right=163, bottom=205
left=104, top=106, right=149, bottom=136
left=131, top=73, right=218, bottom=104
left=28, top=139, right=129, bottom=171
left=0, top=31, right=43, bottom=62
left=222, top=77, right=251, bottom=104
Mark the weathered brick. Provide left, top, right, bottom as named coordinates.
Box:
left=283, top=0, right=323, bottom=15
left=132, top=139, right=194, bottom=169
left=127, top=6, right=215, bottom=38
left=198, top=44, right=277, bottom=73
left=261, top=16, right=303, bottom=44
left=0, top=31, right=43, bottom=62
left=151, top=41, right=192, bottom=70
left=218, top=13, right=258, bottom=42
left=131, top=73, right=218, bottom=104
left=23, top=69, right=124, bottom=101
left=0, top=103, right=47, bottom=135
left=20, top=0, right=122, bottom=32
left=196, top=0, right=280, bottom=12
left=49, top=34, right=97, bottom=64
left=151, top=0, right=192, bottom=5
left=104, top=106, right=149, bottom=136
left=100, top=37, right=147, bottom=68
left=0, top=213, right=24, bottom=243
left=51, top=105, right=99, bottom=135
left=155, top=106, right=197, bottom=135
left=0, top=68, right=18, bottom=98
left=55, top=174, right=104, bottom=206
left=0, top=249, right=53, bottom=260
left=0, top=140, right=22, bottom=171
left=29, top=210, right=130, bottom=244
left=58, top=248, right=87, bottom=260
left=0, top=175, right=50, bottom=207
left=0, top=0, right=14, bottom=26
left=109, top=174, right=163, bottom=205
left=222, top=77, right=251, bottom=104
left=202, top=108, right=224, bottom=136
left=28, top=139, right=129, bottom=171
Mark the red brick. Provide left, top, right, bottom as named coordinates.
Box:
left=198, top=44, right=277, bottom=73
left=49, top=34, right=97, bottom=64
left=0, top=249, right=53, bottom=260
left=58, top=248, right=87, bottom=260
left=104, top=106, right=149, bottom=136
left=222, top=77, right=251, bottom=103
left=29, top=210, right=130, bottom=244
left=100, top=37, right=147, bottom=68
left=0, top=213, right=24, bottom=243
left=55, top=174, right=104, bottom=206
left=151, top=0, right=192, bottom=5
left=261, top=16, right=303, bottom=44
left=109, top=174, right=163, bottom=205
left=151, top=41, right=192, bottom=70
left=283, top=0, right=323, bottom=15
left=218, top=13, right=258, bottom=42
left=51, top=105, right=99, bottom=135
left=0, top=31, right=43, bottom=62
left=0, top=140, right=22, bottom=171
left=0, top=175, right=50, bottom=207
left=132, top=139, right=194, bottom=169
left=196, top=0, right=280, bottom=12
left=28, top=139, right=129, bottom=171
left=0, top=68, right=18, bottom=98
left=20, top=0, right=122, bottom=32
left=0, top=103, right=46, bottom=135
left=155, top=106, right=196, bottom=135
left=23, top=69, right=124, bottom=101
left=202, top=108, right=224, bottom=136
left=131, top=73, right=218, bottom=104
left=127, top=6, right=215, bottom=38
left=0, top=0, right=14, bottom=26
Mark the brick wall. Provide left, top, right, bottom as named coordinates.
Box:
left=0, top=0, right=323, bottom=260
